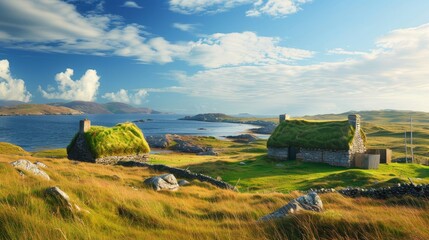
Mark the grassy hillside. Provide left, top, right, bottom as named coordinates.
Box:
left=0, top=104, right=82, bottom=116
left=267, top=120, right=356, bottom=150
left=1, top=143, right=429, bottom=239
left=68, top=122, right=150, bottom=158
left=0, top=142, right=29, bottom=156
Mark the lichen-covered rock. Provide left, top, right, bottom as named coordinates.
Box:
left=259, top=192, right=323, bottom=221
left=144, top=174, right=180, bottom=191
left=10, top=159, right=50, bottom=180
left=45, top=186, right=81, bottom=217
left=178, top=179, right=190, bottom=186
left=146, top=135, right=172, bottom=148
left=34, top=161, right=47, bottom=168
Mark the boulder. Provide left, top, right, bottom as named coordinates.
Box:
left=259, top=192, right=323, bottom=221
left=10, top=159, right=50, bottom=180
left=178, top=179, right=190, bottom=186
left=144, top=174, right=180, bottom=191
left=146, top=135, right=172, bottom=148
left=45, top=186, right=81, bottom=216
left=225, top=134, right=259, bottom=143
left=34, top=161, right=47, bottom=168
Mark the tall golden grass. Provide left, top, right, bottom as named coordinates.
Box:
left=1, top=153, right=428, bottom=240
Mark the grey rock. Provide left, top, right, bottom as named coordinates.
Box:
left=178, top=179, right=190, bottom=186
left=34, top=161, right=47, bottom=168
left=144, top=174, right=180, bottom=191
left=10, top=159, right=50, bottom=180
left=225, top=134, right=259, bottom=143
left=146, top=135, right=172, bottom=148
left=239, top=162, right=246, bottom=165
left=45, top=186, right=80, bottom=214
left=259, top=192, right=323, bottom=221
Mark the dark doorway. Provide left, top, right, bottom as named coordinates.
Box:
left=288, top=147, right=298, bottom=160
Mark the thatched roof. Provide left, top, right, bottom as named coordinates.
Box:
left=267, top=120, right=363, bottom=150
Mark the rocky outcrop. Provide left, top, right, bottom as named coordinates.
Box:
left=146, top=135, right=173, bottom=148
left=225, top=134, right=258, bottom=143
left=95, top=154, right=149, bottom=165
left=144, top=174, right=180, bottom=191
left=259, top=192, right=323, bottom=221
left=180, top=113, right=277, bottom=134
left=147, top=134, right=218, bottom=155
left=10, top=159, right=50, bottom=180
left=45, top=187, right=81, bottom=217
left=118, top=161, right=238, bottom=191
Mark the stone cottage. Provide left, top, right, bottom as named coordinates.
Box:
left=67, top=119, right=150, bottom=164
left=267, top=114, right=366, bottom=167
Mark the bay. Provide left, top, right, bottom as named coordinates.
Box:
left=0, top=114, right=260, bottom=151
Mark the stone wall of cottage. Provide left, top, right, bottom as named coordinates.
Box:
left=267, top=148, right=289, bottom=160
left=300, top=148, right=351, bottom=167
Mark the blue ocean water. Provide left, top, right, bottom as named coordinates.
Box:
left=0, top=114, right=260, bottom=151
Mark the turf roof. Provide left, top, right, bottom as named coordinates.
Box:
left=267, top=120, right=359, bottom=150
left=68, top=122, right=150, bottom=158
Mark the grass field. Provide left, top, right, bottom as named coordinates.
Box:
left=1, top=110, right=429, bottom=239
left=1, top=146, right=429, bottom=239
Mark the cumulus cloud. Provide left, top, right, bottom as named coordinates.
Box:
left=180, top=31, right=314, bottom=68
left=169, top=0, right=251, bottom=15
left=172, top=23, right=198, bottom=32
left=0, top=59, right=31, bottom=102
left=246, top=0, right=310, bottom=17
left=328, top=48, right=367, bottom=56
left=122, top=1, right=142, bottom=9
left=102, top=89, right=148, bottom=105
left=165, top=23, right=429, bottom=114
left=168, top=0, right=310, bottom=17
left=0, top=1, right=312, bottom=67
left=39, top=68, right=100, bottom=101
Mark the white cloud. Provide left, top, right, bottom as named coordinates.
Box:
left=0, top=1, right=312, bottom=67
left=328, top=48, right=367, bottom=56
left=169, top=0, right=252, bottom=15
left=102, top=89, right=148, bottom=105
left=180, top=31, right=314, bottom=68
left=39, top=68, right=100, bottom=101
left=164, top=23, right=429, bottom=114
left=168, top=0, right=310, bottom=17
left=246, top=0, right=310, bottom=17
left=172, top=23, right=198, bottom=32
left=0, top=59, right=31, bottom=102
left=122, top=1, right=142, bottom=9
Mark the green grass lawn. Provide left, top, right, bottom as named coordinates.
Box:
left=148, top=138, right=429, bottom=193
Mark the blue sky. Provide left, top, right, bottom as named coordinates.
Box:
left=1, top=0, right=429, bottom=115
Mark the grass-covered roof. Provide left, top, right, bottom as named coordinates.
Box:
left=267, top=120, right=360, bottom=150
left=68, top=122, right=150, bottom=158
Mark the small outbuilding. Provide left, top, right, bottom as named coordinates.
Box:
left=267, top=114, right=366, bottom=167
left=67, top=119, right=150, bottom=164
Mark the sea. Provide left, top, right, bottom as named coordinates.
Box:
left=0, top=114, right=262, bottom=151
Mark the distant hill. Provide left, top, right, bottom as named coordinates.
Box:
left=49, top=101, right=111, bottom=114
left=0, top=104, right=82, bottom=116
left=301, top=110, right=429, bottom=123
left=50, top=101, right=162, bottom=114
left=0, top=100, right=25, bottom=107
left=103, top=102, right=161, bottom=114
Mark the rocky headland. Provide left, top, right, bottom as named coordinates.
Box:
left=180, top=113, right=277, bottom=134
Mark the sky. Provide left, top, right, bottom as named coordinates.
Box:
left=1, top=0, right=429, bottom=115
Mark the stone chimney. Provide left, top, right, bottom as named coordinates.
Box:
left=348, top=114, right=361, bottom=131
left=79, top=119, right=91, bottom=133
left=279, top=114, right=290, bottom=123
